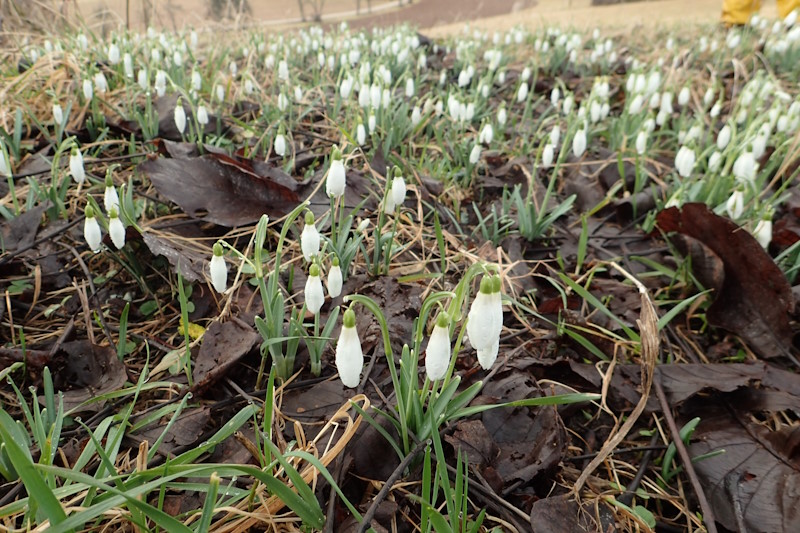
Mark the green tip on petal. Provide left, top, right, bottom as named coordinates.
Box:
left=85, top=205, right=95, bottom=218
left=109, top=206, right=119, bottom=218
left=213, top=242, right=224, bottom=256
left=343, top=308, right=356, bottom=328
left=304, top=211, right=315, bottom=225
left=71, top=146, right=79, bottom=155
left=332, top=255, right=340, bottom=267
left=479, top=275, right=493, bottom=294
left=435, top=311, right=450, bottom=329
left=331, top=145, right=342, bottom=160
left=491, top=274, right=502, bottom=293
left=104, top=172, right=114, bottom=187
left=278, top=123, right=286, bottom=135
left=309, top=264, right=320, bottom=277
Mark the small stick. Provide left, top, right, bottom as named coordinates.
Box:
left=653, top=374, right=718, bottom=533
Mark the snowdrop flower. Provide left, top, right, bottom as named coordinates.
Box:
left=197, top=105, right=209, bottom=126
left=517, top=82, right=529, bottom=103
left=629, top=94, right=644, bottom=115
left=137, top=69, right=148, bottom=90
left=103, top=172, right=119, bottom=213
left=709, top=151, right=722, bottom=172
left=479, top=123, right=494, bottom=145
left=563, top=95, right=574, bottom=115
left=551, top=87, right=561, bottom=106
left=108, top=43, right=120, bottom=64
left=278, top=59, right=289, bottom=81
left=155, top=70, right=167, bottom=97
left=93, top=72, right=108, bottom=94
left=368, top=112, right=376, bottom=134
left=278, top=93, right=288, bottom=111
left=386, top=170, right=406, bottom=209
left=356, top=119, right=366, bottom=146
left=123, top=53, right=134, bottom=78
left=0, top=149, right=9, bottom=178
left=405, top=78, right=415, bottom=98
left=710, top=101, right=721, bottom=118
left=572, top=127, right=587, bottom=158
left=215, top=84, right=225, bottom=103
left=717, top=125, right=731, bottom=150
left=726, top=189, right=745, bottom=219
left=70, top=147, right=85, bottom=184
left=675, top=146, right=696, bottom=178
left=467, top=274, right=503, bottom=370
left=301, top=211, right=320, bottom=261
left=678, top=86, right=690, bottom=106
left=458, top=69, right=471, bottom=87
left=469, top=144, right=482, bottom=165
left=82, top=79, right=93, bottom=100
left=635, top=130, right=647, bottom=155
left=550, top=125, right=561, bottom=147
left=336, top=308, right=363, bottom=388
left=305, top=264, right=324, bottom=315
left=411, top=105, right=422, bottom=126
left=753, top=217, right=772, bottom=248
left=733, top=150, right=757, bottom=182
left=108, top=207, right=125, bottom=249
left=497, top=104, right=507, bottom=126
left=542, top=143, right=554, bottom=168
left=174, top=98, right=186, bottom=135
left=326, top=146, right=346, bottom=198
left=209, top=242, right=227, bottom=293
left=84, top=205, right=102, bottom=253
left=274, top=127, right=287, bottom=157
left=425, top=311, right=452, bottom=381
left=340, top=76, right=353, bottom=99
left=294, top=86, right=303, bottom=102
left=52, top=103, right=63, bottom=126
left=327, top=256, right=343, bottom=298
left=703, top=88, right=714, bottom=108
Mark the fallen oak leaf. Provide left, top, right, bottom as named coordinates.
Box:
left=655, top=203, right=794, bottom=361
left=139, top=153, right=300, bottom=227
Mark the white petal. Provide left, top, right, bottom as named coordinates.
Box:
left=466, top=291, right=497, bottom=351
left=327, top=265, right=343, bottom=298
left=109, top=217, right=126, bottom=249
left=84, top=217, right=102, bottom=252
left=210, top=254, right=228, bottom=293
left=425, top=324, right=451, bottom=381
left=336, top=326, right=363, bottom=388
left=326, top=159, right=346, bottom=197
left=477, top=339, right=500, bottom=370
left=300, top=224, right=320, bottom=261
left=305, top=275, right=324, bottom=315
left=104, top=186, right=120, bottom=213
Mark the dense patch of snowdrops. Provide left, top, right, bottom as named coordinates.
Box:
left=4, top=10, right=800, bottom=386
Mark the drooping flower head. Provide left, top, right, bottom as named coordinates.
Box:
left=305, top=264, right=324, bottom=315
left=84, top=204, right=102, bottom=253
left=425, top=310, right=452, bottom=381
left=210, top=242, right=228, bottom=293
left=327, top=255, right=343, bottom=298
left=336, top=308, right=364, bottom=388
left=326, top=145, right=346, bottom=198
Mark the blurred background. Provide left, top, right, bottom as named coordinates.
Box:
left=0, top=0, right=780, bottom=36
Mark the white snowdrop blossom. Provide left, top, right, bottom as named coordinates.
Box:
left=336, top=309, right=363, bottom=388
left=405, top=78, right=415, bottom=98
left=304, top=264, right=324, bottom=315
left=368, top=112, right=376, bottom=134
left=708, top=151, right=722, bottom=172
left=278, top=59, right=289, bottom=81
left=84, top=205, right=102, bottom=253
left=726, top=189, right=745, bottom=219
left=174, top=99, right=186, bottom=134
left=327, top=257, right=343, bottom=298
left=197, top=105, right=209, bottom=125
left=497, top=105, right=507, bottom=126
left=391, top=174, right=407, bottom=208
left=717, top=125, right=731, bottom=150
left=469, top=144, right=482, bottom=165
left=411, top=106, right=422, bottom=126
left=108, top=43, right=120, bottom=64
left=191, top=70, right=202, bottom=92
left=69, top=147, right=85, bottom=184
left=635, top=130, right=647, bottom=155
left=479, top=123, right=494, bottom=145
left=274, top=131, right=287, bottom=157
left=678, top=86, right=690, bottom=106
left=300, top=211, right=320, bottom=261
left=542, top=143, right=554, bottom=168
left=733, top=150, right=757, bottom=182
left=104, top=172, right=120, bottom=213
left=123, top=53, right=134, bottom=78
left=357, top=121, right=366, bottom=146
left=467, top=275, right=503, bottom=370
left=108, top=207, right=125, bottom=250
left=573, top=127, right=587, bottom=158
left=137, top=69, right=148, bottom=90
left=82, top=79, right=93, bottom=100
left=52, top=103, right=63, bottom=126
left=516, top=82, right=529, bottom=103
left=425, top=312, right=452, bottom=381
left=550, top=125, right=561, bottom=147
left=155, top=70, right=167, bottom=97
left=753, top=217, right=772, bottom=248
left=326, top=146, right=346, bottom=198
left=0, top=150, right=9, bottom=178
left=675, top=146, right=696, bottom=178
left=209, top=242, right=228, bottom=293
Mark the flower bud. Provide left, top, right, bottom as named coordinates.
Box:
left=108, top=207, right=125, bottom=249
left=84, top=205, right=102, bottom=253
left=210, top=242, right=228, bottom=293
left=305, top=264, right=324, bottom=315
left=425, top=311, right=451, bottom=381
left=327, top=256, right=343, bottom=298
left=336, top=309, right=363, bottom=388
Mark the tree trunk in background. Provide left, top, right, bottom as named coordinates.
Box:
left=297, top=0, right=306, bottom=21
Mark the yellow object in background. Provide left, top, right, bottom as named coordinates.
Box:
left=722, top=0, right=800, bottom=24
